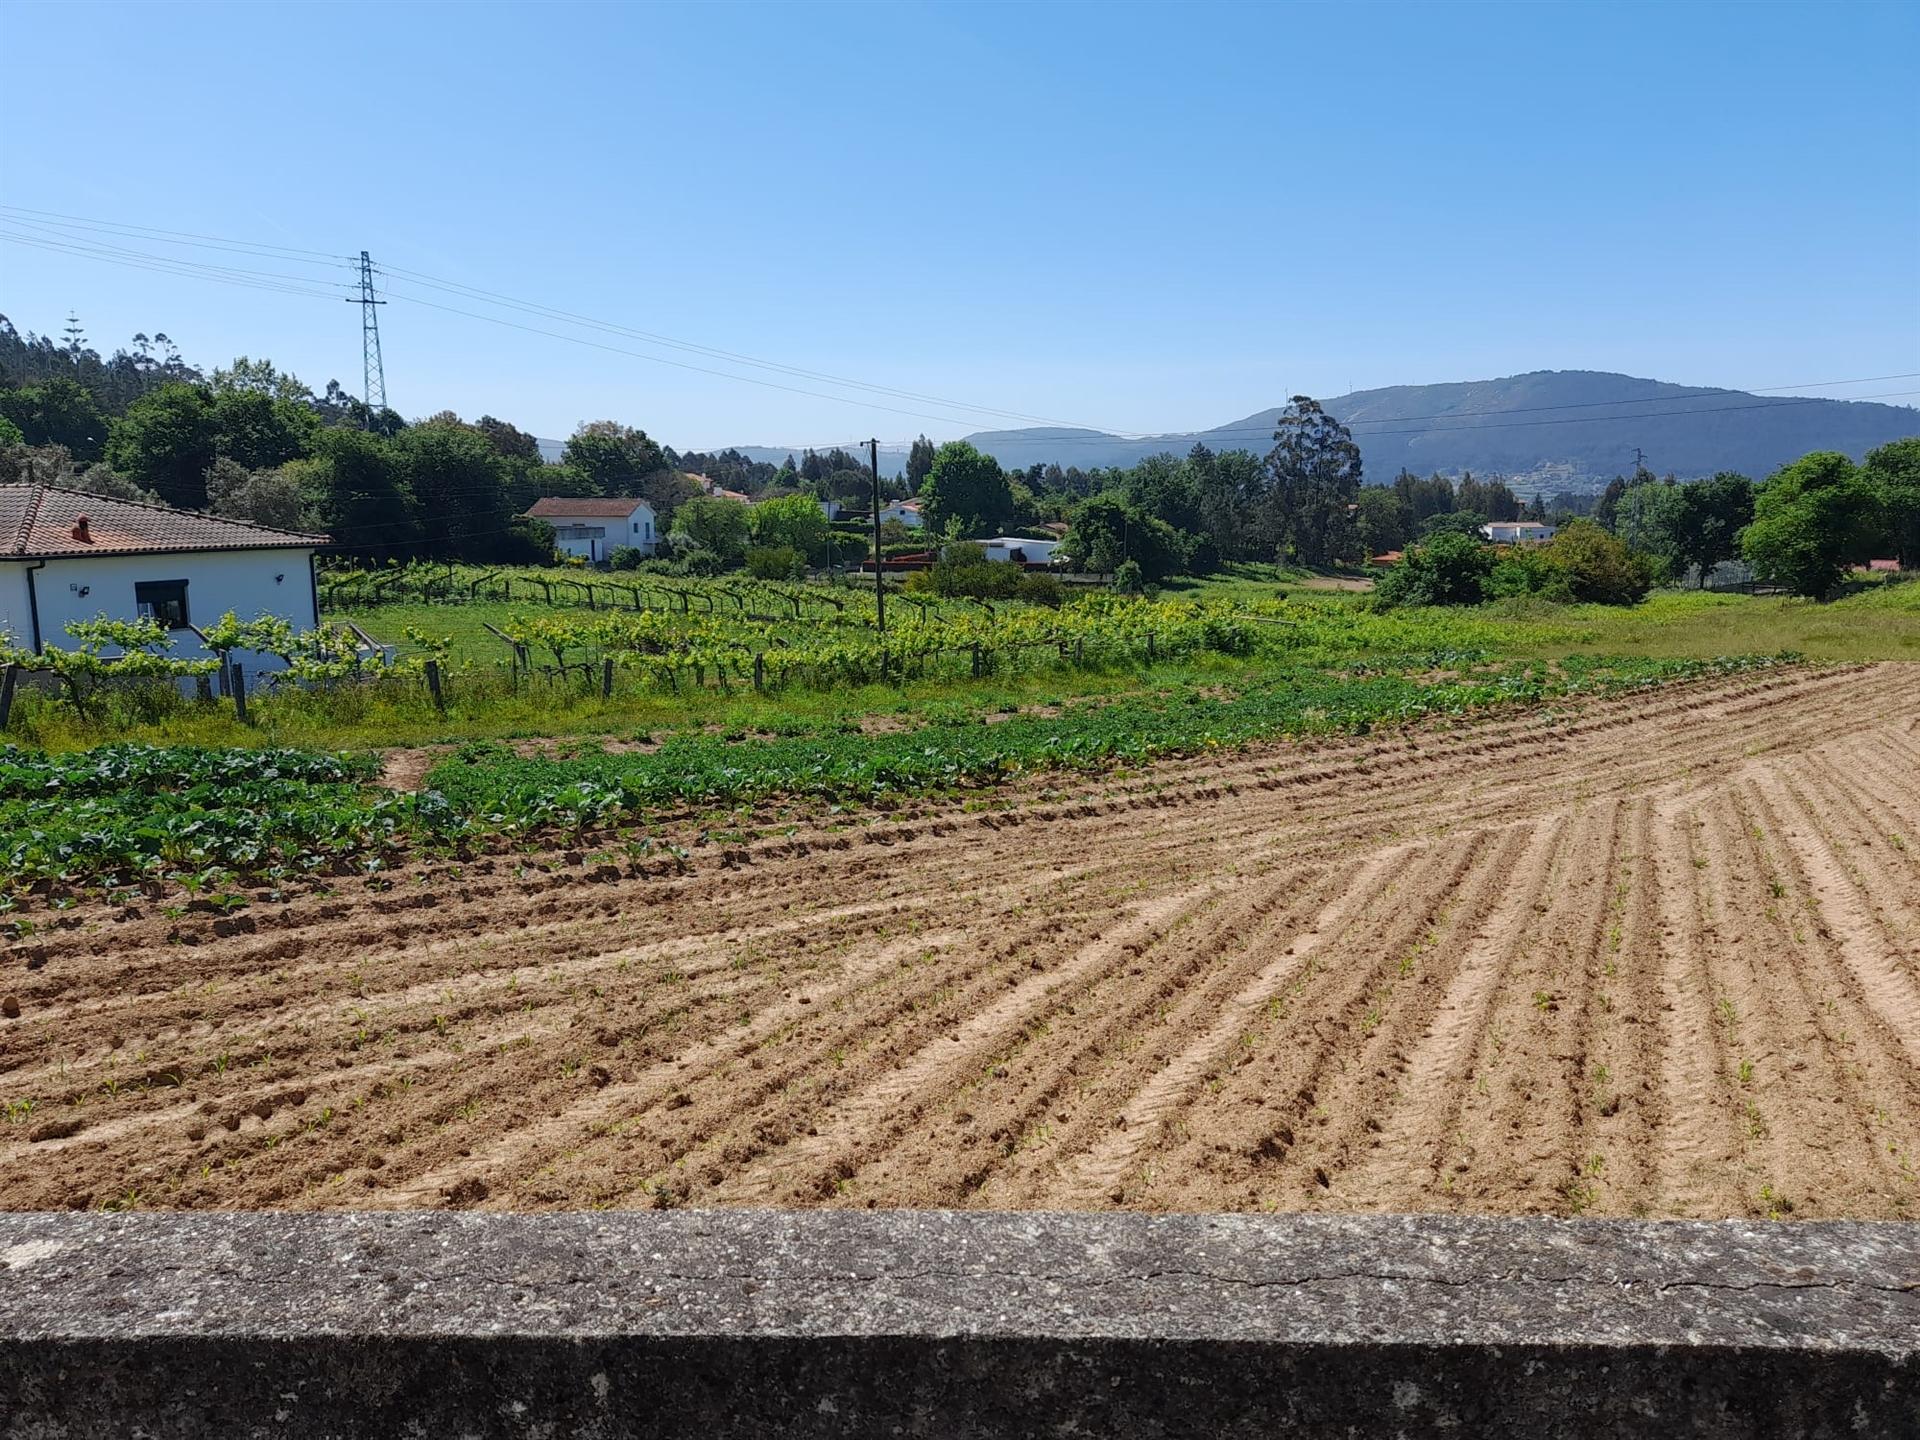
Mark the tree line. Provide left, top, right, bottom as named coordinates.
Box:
left=3, top=313, right=1911, bottom=596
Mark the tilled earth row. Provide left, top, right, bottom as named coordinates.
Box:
left=2, top=662, right=1916, bottom=1218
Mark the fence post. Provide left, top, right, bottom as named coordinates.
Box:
left=425, top=659, right=444, bottom=711
left=971, top=645, right=983, bottom=679
left=1075, top=637, right=1085, bottom=667
left=601, top=658, right=614, bottom=698
left=1146, top=632, right=1156, bottom=665
left=0, top=665, right=16, bottom=730
left=231, top=663, right=249, bottom=724
left=753, top=653, right=765, bottom=692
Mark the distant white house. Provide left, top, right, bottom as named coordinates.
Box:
left=1481, top=520, right=1558, bottom=544
left=979, top=535, right=1064, bottom=566
left=0, top=482, right=327, bottom=669
left=525, top=496, right=657, bottom=563
left=879, top=499, right=926, bottom=530
left=819, top=498, right=845, bottom=522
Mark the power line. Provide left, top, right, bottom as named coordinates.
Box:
left=6, top=205, right=1915, bottom=454
left=372, top=265, right=1105, bottom=433
left=0, top=230, right=352, bottom=302
left=0, top=203, right=354, bottom=261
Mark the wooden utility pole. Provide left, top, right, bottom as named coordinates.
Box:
left=870, top=438, right=886, bottom=632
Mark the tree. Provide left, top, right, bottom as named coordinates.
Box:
left=1373, top=532, right=1494, bottom=607
left=205, top=458, right=311, bottom=531
left=919, top=441, right=1012, bottom=537
left=0, top=378, right=111, bottom=460
left=1061, top=493, right=1192, bottom=581
left=307, top=427, right=417, bottom=555
left=1354, top=486, right=1410, bottom=556
left=105, top=382, right=218, bottom=507
left=394, top=420, right=511, bottom=558
left=0, top=415, right=20, bottom=447
left=209, top=386, right=319, bottom=472
left=1266, top=396, right=1361, bottom=565
left=563, top=421, right=666, bottom=494
left=906, top=434, right=937, bottom=492
left=1665, top=472, right=1754, bottom=585
left=1863, top=438, right=1920, bottom=569
left=670, top=496, right=752, bottom=562
left=211, top=356, right=313, bottom=403
left=1741, top=451, right=1885, bottom=598
left=748, top=493, right=830, bottom=562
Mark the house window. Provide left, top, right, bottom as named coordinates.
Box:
left=632, top=521, right=641, bottom=534
left=134, top=579, right=190, bottom=629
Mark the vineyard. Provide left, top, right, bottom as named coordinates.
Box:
left=319, top=562, right=1255, bottom=693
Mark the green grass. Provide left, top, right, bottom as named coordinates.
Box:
left=6, top=584, right=1911, bottom=757
left=1477, top=586, right=1920, bottom=662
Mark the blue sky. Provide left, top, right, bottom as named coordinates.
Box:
left=3, top=0, right=1916, bottom=451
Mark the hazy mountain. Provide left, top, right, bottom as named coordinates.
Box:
left=907, top=371, right=1916, bottom=491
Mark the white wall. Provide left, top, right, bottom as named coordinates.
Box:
left=552, top=507, right=656, bottom=563
left=0, top=567, right=29, bottom=649
left=982, top=538, right=1063, bottom=565
left=6, top=548, right=319, bottom=670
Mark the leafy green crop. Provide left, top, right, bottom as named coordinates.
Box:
left=0, top=745, right=460, bottom=890
left=423, top=654, right=1791, bottom=833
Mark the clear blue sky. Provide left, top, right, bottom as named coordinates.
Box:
left=3, top=0, right=1916, bottom=451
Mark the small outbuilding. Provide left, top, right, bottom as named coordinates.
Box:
left=879, top=499, right=925, bottom=530
left=524, top=496, right=658, bottom=563
left=979, top=535, right=1064, bottom=566
left=1481, top=521, right=1558, bottom=544
left=0, top=482, right=328, bottom=668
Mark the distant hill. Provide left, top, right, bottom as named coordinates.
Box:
left=833, top=371, right=1916, bottom=492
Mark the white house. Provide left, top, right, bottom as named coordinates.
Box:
left=1481, top=520, right=1558, bottom=544
left=979, top=535, right=1064, bottom=566
left=879, top=499, right=925, bottom=530
left=525, top=496, right=658, bottom=563
left=0, top=482, right=327, bottom=669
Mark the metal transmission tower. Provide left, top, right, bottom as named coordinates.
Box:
left=348, top=250, right=388, bottom=414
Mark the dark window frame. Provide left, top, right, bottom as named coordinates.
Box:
left=134, top=579, right=190, bottom=630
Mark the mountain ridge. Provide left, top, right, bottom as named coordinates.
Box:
left=718, top=370, right=1919, bottom=490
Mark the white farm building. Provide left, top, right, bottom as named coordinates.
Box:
left=979, top=535, right=1064, bottom=566
left=1481, top=520, right=1558, bottom=544
left=525, top=496, right=658, bottom=563
left=0, top=483, right=327, bottom=668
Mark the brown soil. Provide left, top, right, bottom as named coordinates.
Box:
left=4, top=664, right=1917, bottom=1218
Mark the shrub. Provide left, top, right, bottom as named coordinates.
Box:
left=1112, top=558, right=1146, bottom=595
left=1374, top=532, right=1493, bottom=607
left=1538, top=520, right=1654, bottom=604
left=607, top=545, right=645, bottom=571
left=746, top=545, right=806, bottom=581
left=1015, top=572, right=1065, bottom=607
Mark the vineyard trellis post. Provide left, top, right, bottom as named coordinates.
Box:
left=230, top=664, right=249, bottom=724
left=425, top=660, right=444, bottom=711
left=0, top=664, right=16, bottom=730
left=601, top=659, right=614, bottom=699
left=753, top=653, right=765, bottom=692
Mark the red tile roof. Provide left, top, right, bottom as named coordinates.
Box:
left=1, top=483, right=328, bottom=559
left=524, top=496, right=655, bottom=519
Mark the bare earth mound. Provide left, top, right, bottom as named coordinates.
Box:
left=4, top=664, right=1917, bottom=1218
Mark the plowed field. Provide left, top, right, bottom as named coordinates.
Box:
left=4, top=663, right=1917, bottom=1218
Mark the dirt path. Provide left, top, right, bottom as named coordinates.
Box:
left=3, top=663, right=1916, bottom=1218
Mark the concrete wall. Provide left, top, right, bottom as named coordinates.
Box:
left=1, top=548, right=317, bottom=669
left=0, top=1211, right=1912, bottom=1438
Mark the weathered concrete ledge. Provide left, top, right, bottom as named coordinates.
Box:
left=0, top=1211, right=1914, bottom=1437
